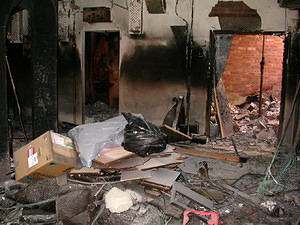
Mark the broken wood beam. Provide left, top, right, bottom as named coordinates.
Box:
left=120, top=170, right=152, bottom=182
left=161, top=125, right=192, bottom=142
left=171, top=182, right=214, bottom=209
left=216, top=181, right=260, bottom=205
left=138, top=180, right=171, bottom=191
left=174, top=147, right=247, bottom=163
left=213, top=78, right=234, bottom=138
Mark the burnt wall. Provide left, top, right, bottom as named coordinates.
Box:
left=0, top=0, right=58, bottom=181
left=58, top=42, right=82, bottom=124
left=120, top=41, right=208, bottom=132
left=0, top=0, right=22, bottom=181
left=282, top=26, right=300, bottom=144
left=31, top=0, right=58, bottom=137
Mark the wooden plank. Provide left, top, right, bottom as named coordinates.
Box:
left=70, top=167, right=101, bottom=174
left=216, top=181, right=260, bottom=205
left=145, top=189, right=161, bottom=197
left=138, top=180, right=171, bottom=191
left=161, top=125, right=192, bottom=142
left=171, top=182, right=213, bottom=209
left=108, top=156, right=150, bottom=169
left=93, top=147, right=135, bottom=165
left=136, top=154, right=183, bottom=170
left=120, top=170, right=152, bottom=182
left=178, top=158, right=199, bottom=175
left=174, top=147, right=247, bottom=163
left=214, top=78, right=233, bottom=138
left=145, top=168, right=180, bottom=187
left=163, top=125, right=192, bottom=140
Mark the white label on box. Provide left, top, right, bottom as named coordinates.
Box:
left=53, top=134, right=66, bottom=147
left=27, top=147, right=38, bottom=168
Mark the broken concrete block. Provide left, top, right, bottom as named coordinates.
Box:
left=68, top=210, right=91, bottom=225
left=15, top=179, right=60, bottom=203
left=99, top=204, right=165, bottom=225
left=247, top=103, right=258, bottom=112
left=105, top=187, right=133, bottom=213
left=235, top=114, right=247, bottom=120
left=2, top=180, right=27, bottom=197
left=56, top=189, right=91, bottom=224
left=0, top=194, right=16, bottom=208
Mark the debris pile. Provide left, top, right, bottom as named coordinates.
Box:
left=85, top=101, right=118, bottom=124
left=2, top=112, right=299, bottom=225
left=209, top=94, right=281, bottom=157
left=231, top=94, right=280, bottom=135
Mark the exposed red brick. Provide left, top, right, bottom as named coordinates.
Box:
left=222, top=34, right=285, bottom=100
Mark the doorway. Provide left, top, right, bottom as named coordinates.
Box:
left=6, top=9, right=32, bottom=158
left=84, top=31, right=120, bottom=123
left=209, top=31, right=288, bottom=157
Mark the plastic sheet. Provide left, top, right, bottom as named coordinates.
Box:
left=68, top=115, right=128, bottom=167
left=122, top=113, right=167, bottom=157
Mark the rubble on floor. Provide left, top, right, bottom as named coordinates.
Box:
left=3, top=112, right=299, bottom=225
left=209, top=94, right=281, bottom=158
left=85, top=101, right=118, bottom=124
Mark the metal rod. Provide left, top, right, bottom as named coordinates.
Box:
left=91, top=205, right=105, bottom=225
left=186, top=0, right=195, bottom=135
left=259, top=35, right=265, bottom=116
left=231, top=137, right=243, bottom=167
left=5, top=56, right=28, bottom=143
left=94, top=184, right=106, bottom=198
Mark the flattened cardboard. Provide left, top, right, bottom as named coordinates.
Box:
left=14, top=131, right=77, bottom=183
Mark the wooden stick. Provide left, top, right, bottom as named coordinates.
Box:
left=174, top=147, right=247, bottom=163
left=163, top=125, right=192, bottom=140
left=5, top=56, right=28, bottom=142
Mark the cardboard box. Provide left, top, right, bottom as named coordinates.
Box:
left=14, top=131, right=78, bottom=183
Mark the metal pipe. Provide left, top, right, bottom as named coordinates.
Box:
left=259, top=35, right=265, bottom=116
left=186, top=0, right=195, bottom=135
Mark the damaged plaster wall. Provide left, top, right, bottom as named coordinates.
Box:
left=58, top=0, right=298, bottom=134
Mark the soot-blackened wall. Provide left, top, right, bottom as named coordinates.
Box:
left=0, top=0, right=58, bottom=181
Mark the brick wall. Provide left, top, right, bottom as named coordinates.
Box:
left=222, top=34, right=285, bottom=102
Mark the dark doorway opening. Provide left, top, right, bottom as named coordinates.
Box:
left=6, top=9, right=32, bottom=158
left=84, top=31, right=120, bottom=123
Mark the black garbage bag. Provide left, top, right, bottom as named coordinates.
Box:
left=122, top=112, right=167, bottom=157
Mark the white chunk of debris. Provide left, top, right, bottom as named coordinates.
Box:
left=105, top=187, right=133, bottom=213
